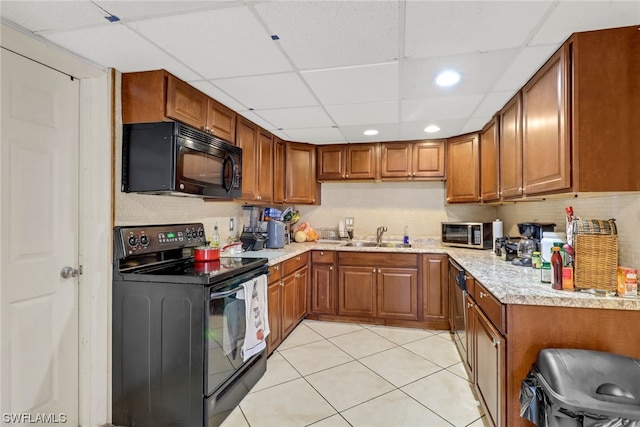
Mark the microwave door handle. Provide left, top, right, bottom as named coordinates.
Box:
left=222, top=154, right=235, bottom=193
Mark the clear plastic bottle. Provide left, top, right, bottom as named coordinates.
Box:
left=211, top=224, right=220, bottom=248
left=551, top=246, right=563, bottom=290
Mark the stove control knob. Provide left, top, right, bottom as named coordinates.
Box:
left=139, top=235, right=149, bottom=246
left=198, top=229, right=205, bottom=239
left=128, top=235, right=138, bottom=247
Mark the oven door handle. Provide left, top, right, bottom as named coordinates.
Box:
left=210, top=284, right=246, bottom=300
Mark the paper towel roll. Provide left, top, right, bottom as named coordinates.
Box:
left=492, top=219, right=503, bottom=253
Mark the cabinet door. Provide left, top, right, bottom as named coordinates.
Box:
left=464, top=292, right=475, bottom=379
left=380, top=142, right=411, bottom=179
left=446, top=133, right=480, bottom=203
left=317, top=145, right=346, bottom=180
left=206, top=98, right=236, bottom=143
left=286, top=142, right=317, bottom=204
left=267, top=281, right=282, bottom=354
left=257, top=130, right=273, bottom=202
left=480, top=117, right=500, bottom=202
left=166, top=75, right=208, bottom=129
left=522, top=47, right=570, bottom=196
left=377, top=268, right=418, bottom=320
left=423, top=255, right=449, bottom=325
left=236, top=117, right=258, bottom=200
left=281, top=274, right=297, bottom=338
left=346, top=144, right=377, bottom=179
left=338, top=266, right=376, bottom=317
left=413, top=140, right=446, bottom=179
left=273, top=137, right=286, bottom=204
left=499, top=93, right=523, bottom=198
left=311, top=264, right=335, bottom=315
left=474, top=306, right=505, bottom=427
left=295, top=266, right=308, bottom=321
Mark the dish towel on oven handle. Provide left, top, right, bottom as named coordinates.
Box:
left=241, top=274, right=270, bottom=362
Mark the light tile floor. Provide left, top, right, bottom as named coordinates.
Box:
left=221, top=320, right=490, bottom=427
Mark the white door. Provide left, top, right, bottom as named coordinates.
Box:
left=1, top=49, right=79, bottom=425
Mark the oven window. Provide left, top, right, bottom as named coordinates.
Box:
left=181, top=149, right=224, bottom=186
left=443, top=225, right=470, bottom=244
left=206, top=291, right=246, bottom=394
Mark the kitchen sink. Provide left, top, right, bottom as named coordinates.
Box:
left=344, top=241, right=412, bottom=248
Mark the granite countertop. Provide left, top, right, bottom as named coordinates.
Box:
left=233, top=238, right=640, bottom=311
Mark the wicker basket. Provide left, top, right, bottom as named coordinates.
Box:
left=573, top=219, right=619, bottom=292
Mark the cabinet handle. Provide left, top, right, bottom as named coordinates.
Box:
left=467, top=302, right=473, bottom=308
left=346, top=174, right=349, bottom=178
left=320, top=251, right=324, bottom=255
left=480, top=292, right=488, bottom=298
left=493, top=339, right=500, bottom=348
left=329, top=266, right=333, bottom=271
left=296, top=256, right=301, bottom=261
left=295, top=273, right=300, bottom=278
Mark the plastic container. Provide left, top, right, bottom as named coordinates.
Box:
left=540, top=232, right=566, bottom=263
left=520, top=348, right=640, bottom=426
left=541, top=262, right=551, bottom=283
left=532, top=252, right=542, bottom=269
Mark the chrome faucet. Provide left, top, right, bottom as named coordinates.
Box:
left=376, top=226, right=387, bottom=245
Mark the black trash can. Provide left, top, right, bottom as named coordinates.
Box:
left=520, top=348, right=640, bottom=427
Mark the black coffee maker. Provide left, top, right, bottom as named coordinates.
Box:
left=511, top=222, right=556, bottom=266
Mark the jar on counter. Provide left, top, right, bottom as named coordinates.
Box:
left=532, top=251, right=542, bottom=269
left=541, top=262, right=551, bottom=283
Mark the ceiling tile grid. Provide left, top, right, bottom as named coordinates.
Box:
left=1, top=0, right=636, bottom=143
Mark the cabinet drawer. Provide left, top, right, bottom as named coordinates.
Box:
left=312, top=250, right=335, bottom=263
left=268, top=263, right=282, bottom=284
left=338, top=252, right=418, bottom=267
left=282, top=253, right=309, bottom=276
left=474, top=281, right=506, bottom=335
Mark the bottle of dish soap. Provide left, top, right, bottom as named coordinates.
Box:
left=403, top=225, right=409, bottom=245
left=211, top=224, right=220, bottom=248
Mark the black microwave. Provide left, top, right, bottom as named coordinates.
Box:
left=441, top=222, right=493, bottom=249
left=122, top=122, right=241, bottom=198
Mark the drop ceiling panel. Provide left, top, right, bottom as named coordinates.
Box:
left=302, top=62, right=399, bottom=105
left=530, top=1, right=640, bottom=45
left=0, top=1, right=108, bottom=32
left=236, top=110, right=276, bottom=133
left=44, top=25, right=200, bottom=79
left=401, top=95, right=485, bottom=122
left=95, top=1, right=234, bottom=21
left=339, top=123, right=403, bottom=143
left=213, top=73, right=317, bottom=110
left=326, top=101, right=399, bottom=127
left=254, top=1, right=400, bottom=70
left=405, top=1, right=554, bottom=58
left=460, top=117, right=492, bottom=135
left=131, top=7, right=292, bottom=79
left=492, top=45, right=560, bottom=92
left=284, top=127, right=345, bottom=144
left=399, top=119, right=467, bottom=140
left=188, top=80, right=246, bottom=111
left=473, top=91, right=514, bottom=118
left=401, top=49, right=518, bottom=99
left=255, top=107, right=334, bottom=130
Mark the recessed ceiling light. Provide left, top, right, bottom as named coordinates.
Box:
left=435, top=70, right=461, bottom=87
left=363, top=129, right=379, bottom=136
left=424, top=125, right=440, bottom=133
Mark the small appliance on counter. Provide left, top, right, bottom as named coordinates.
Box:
left=266, top=220, right=286, bottom=249
left=510, top=222, right=556, bottom=266
left=240, top=205, right=268, bottom=251
left=441, top=222, right=493, bottom=249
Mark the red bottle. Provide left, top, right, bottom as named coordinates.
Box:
left=551, top=246, right=563, bottom=290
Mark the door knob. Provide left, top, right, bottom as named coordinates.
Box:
left=60, top=266, right=79, bottom=279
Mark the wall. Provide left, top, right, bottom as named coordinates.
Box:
left=497, top=193, right=640, bottom=268
left=296, top=181, right=497, bottom=239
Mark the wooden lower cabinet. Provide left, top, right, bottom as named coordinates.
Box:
left=422, top=254, right=448, bottom=327
left=267, top=264, right=283, bottom=354
left=377, top=268, right=418, bottom=320
left=474, top=304, right=505, bottom=427
left=311, top=250, right=336, bottom=315
left=338, top=266, right=376, bottom=317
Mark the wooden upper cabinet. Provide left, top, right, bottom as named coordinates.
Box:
left=480, top=117, right=500, bottom=202
left=122, top=69, right=236, bottom=143
left=273, top=137, right=286, bottom=204
left=285, top=142, right=318, bottom=204
left=317, top=144, right=377, bottom=180
left=413, top=140, right=446, bottom=179
left=376, top=140, right=447, bottom=180
left=522, top=47, right=570, bottom=196
left=446, top=133, right=480, bottom=203
left=317, top=145, right=347, bottom=180
left=499, top=93, right=523, bottom=199
left=235, top=117, right=273, bottom=202
left=206, top=98, right=236, bottom=143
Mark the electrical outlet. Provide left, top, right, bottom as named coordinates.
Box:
left=229, top=218, right=235, bottom=232
left=345, top=217, right=354, bottom=228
